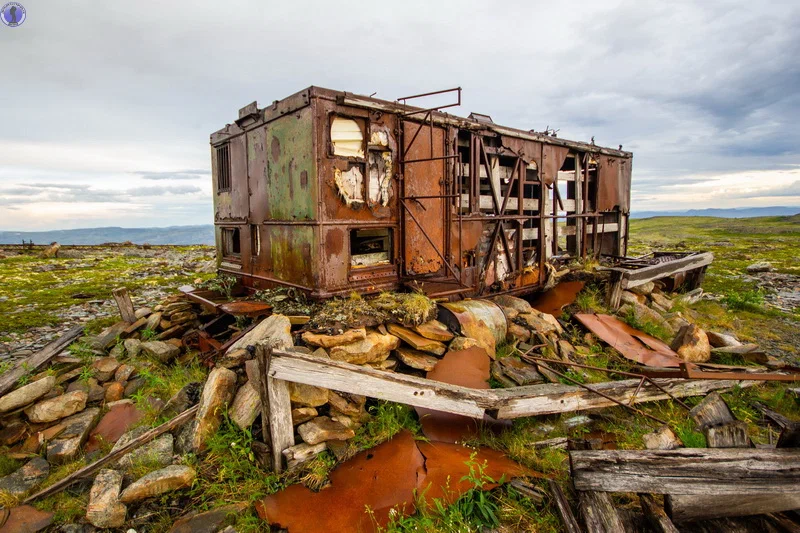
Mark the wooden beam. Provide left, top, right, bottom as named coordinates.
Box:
left=268, top=350, right=490, bottom=418
left=579, top=490, right=627, bottom=532
left=639, top=494, right=679, bottom=533
left=492, top=378, right=757, bottom=420
left=548, top=480, right=583, bottom=533
left=111, top=287, right=136, bottom=323
left=257, top=346, right=294, bottom=474
left=617, top=253, right=714, bottom=289
left=0, top=325, right=83, bottom=397
left=666, top=493, right=800, bottom=523
left=571, top=448, right=800, bottom=495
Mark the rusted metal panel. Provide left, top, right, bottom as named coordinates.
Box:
left=542, top=144, right=570, bottom=187
left=597, top=155, right=631, bottom=213
left=575, top=313, right=684, bottom=368
left=402, top=120, right=446, bottom=275
left=262, top=225, right=316, bottom=289
left=438, top=300, right=507, bottom=356
left=266, top=106, right=316, bottom=221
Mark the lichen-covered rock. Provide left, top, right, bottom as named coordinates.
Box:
left=746, top=261, right=773, bottom=273
left=629, top=281, right=655, bottom=296
left=413, top=320, right=455, bottom=342
left=287, top=382, right=329, bottom=407
left=24, top=390, right=87, bottom=423
left=492, top=295, right=533, bottom=314
left=329, top=332, right=400, bottom=364
left=649, top=292, right=673, bottom=311
left=0, top=375, right=55, bottom=414
left=167, top=502, right=248, bottom=533
left=191, top=367, right=236, bottom=452
left=123, top=338, right=143, bottom=358
left=160, top=382, right=202, bottom=419
left=0, top=456, right=49, bottom=497
left=387, top=324, right=446, bottom=355
left=104, top=382, right=125, bottom=403
left=302, top=328, right=366, bottom=348
left=449, top=337, right=480, bottom=351
left=119, top=465, right=196, bottom=503
left=395, top=347, right=440, bottom=371
left=92, top=358, right=121, bottom=382
left=86, top=469, right=127, bottom=528
left=225, top=314, right=293, bottom=355
left=112, top=427, right=173, bottom=470
left=141, top=341, right=180, bottom=363
left=706, top=331, right=742, bottom=348
left=297, top=416, right=355, bottom=445
left=229, top=382, right=260, bottom=430
left=47, top=407, right=101, bottom=463
left=291, top=407, right=318, bottom=425
left=671, top=323, right=711, bottom=363
left=114, top=364, right=136, bottom=383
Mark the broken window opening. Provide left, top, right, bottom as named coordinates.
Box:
left=350, top=228, right=392, bottom=268
left=216, top=144, right=231, bottom=192
left=222, top=227, right=241, bottom=258
left=367, top=150, right=393, bottom=207
left=331, top=117, right=365, bottom=158
left=334, top=164, right=366, bottom=208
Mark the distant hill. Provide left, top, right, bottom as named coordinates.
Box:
left=0, top=225, right=215, bottom=245
left=631, top=206, right=800, bottom=219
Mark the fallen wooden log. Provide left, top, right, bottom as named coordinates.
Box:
left=0, top=325, right=83, bottom=397
left=23, top=404, right=199, bottom=503
left=571, top=449, right=800, bottom=496
left=492, top=378, right=759, bottom=419
left=666, top=493, right=800, bottom=523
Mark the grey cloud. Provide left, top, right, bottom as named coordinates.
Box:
left=128, top=185, right=202, bottom=196
left=730, top=180, right=800, bottom=199
left=136, top=170, right=210, bottom=180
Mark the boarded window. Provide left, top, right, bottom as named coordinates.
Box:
left=331, top=117, right=364, bottom=158
left=350, top=228, right=391, bottom=267
left=222, top=227, right=241, bottom=257
left=216, top=144, right=231, bottom=192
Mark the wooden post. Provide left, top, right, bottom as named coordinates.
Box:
left=112, top=287, right=137, bottom=323
left=639, top=495, right=678, bottom=533
left=606, top=271, right=623, bottom=310
left=256, top=344, right=294, bottom=474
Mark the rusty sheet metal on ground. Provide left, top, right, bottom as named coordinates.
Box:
left=438, top=300, right=507, bottom=357
left=575, top=313, right=684, bottom=368
left=415, top=347, right=510, bottom=443
left=257, top=430, right=536, bottom=533
left=0, top=505, right=53, bottom=533
left=85, top=402, right=144, bottom=453
left=256, top=430, right=424, bottom=532
left=416, top=440, right=541, bottom=506
left=530, top=281, right=586, bottom=316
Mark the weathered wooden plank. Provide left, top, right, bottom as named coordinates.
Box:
left=548, top=480, right=582, bottom=533
left=689, top=391, right=735, bottom=430
left=666, top=493, right=800, bottom=523
left=0, top=325, right=83, bottom=397
left=619, top=253, right=714, bottom=289
left=705, top=420, right=752, bottom=448
left=492, top=378, right=757, bottom=419
left=640, top=494, right=679, bottom=533
left=571, top=449, right=800, bottom=495
left=257, top=346, right=294, bottom=473
left=579, top=490, right=628, bottom=532
left=112, top=287, right=136, bottom=323
left=269, top=350, right=489, bottom=418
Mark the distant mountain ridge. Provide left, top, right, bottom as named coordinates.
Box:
left=0, top=225, right=215, bottom=245
left=2, top=206, right=799, bottom=244
left=631, top=206, right=800, bottom=219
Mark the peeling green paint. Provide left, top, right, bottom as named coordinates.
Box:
left=266, top=107, right=316, bottom=220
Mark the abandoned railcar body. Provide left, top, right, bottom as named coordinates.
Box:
left=210, top=87, right=632, bottom=299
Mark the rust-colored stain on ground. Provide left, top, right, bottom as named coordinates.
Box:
left=256, top=430, right=425, bottom=533
left=85, top=402, right=144, bottom=452
left=257, top=430, right=536, bottom=533
left=415, top=347, right=510, bottom=443
left=416, top=441, right=538, bottom=506
left=530, top=281, right=585, bottom=316
left=0, top=505, right=53, bottom=533
left=575, top=313, right=683, bottom=368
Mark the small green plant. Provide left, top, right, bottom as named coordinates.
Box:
left=455, top=454, right=501, bottom=527
left=202, top=273, right=238, bottom=300
left=721, top=289, right=765, bottom=312
left=140, top=328, right=158, bottom=341
left=78, top=366, right=95, bottom=383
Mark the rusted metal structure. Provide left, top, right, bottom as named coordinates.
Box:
left=210, top=86, right=632, bottom=299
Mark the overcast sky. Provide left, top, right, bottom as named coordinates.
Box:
left=1, top=0, right=799, bottom=230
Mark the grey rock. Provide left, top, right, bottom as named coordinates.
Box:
left=140, top=341, right=180, bottom=363
left=86, top=469, right=127, bottom=528
left=119, top=465, right=196, bottom=503
left=47, top=407, right=101, bottom=463
left=0, top=375, right=56, bottom=414
left=0, top=456, right=50, bottom=496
